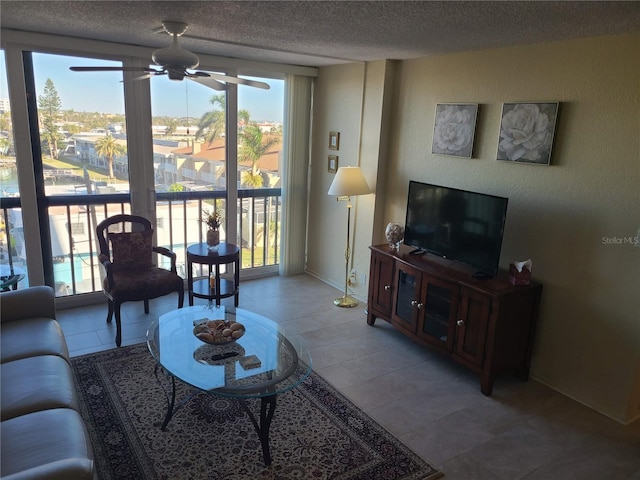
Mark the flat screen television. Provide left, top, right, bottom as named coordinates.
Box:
left=403, top=181, right=508, bottom=278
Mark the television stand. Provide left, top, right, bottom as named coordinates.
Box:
left=409, top=248, right=426, bottom=255
left=367, top=244, right=543, bottom=395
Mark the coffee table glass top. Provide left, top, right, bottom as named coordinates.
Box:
left=147, top=305, right=311, bottom=398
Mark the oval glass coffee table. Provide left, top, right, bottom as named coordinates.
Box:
left=147, top=305, right=311, bottom=466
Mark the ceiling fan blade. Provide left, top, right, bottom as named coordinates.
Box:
left=127, top=73, right=154, bottom=82
left=70, top=66, right=157, bottom=72
left=205, top=72, right=271, bottom=90
left=187, top=75, right=226, bottom=91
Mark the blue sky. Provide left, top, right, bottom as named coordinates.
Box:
left=1, top=51, right=283, bottom=123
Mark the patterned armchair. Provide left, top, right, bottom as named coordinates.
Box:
left=96, top=214, right=184, bottom=346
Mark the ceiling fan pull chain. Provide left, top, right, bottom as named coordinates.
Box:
left=185, top=81, right=190, bottom=135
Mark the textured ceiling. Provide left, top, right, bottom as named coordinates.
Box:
left=1, top=1, right=639, bottom=67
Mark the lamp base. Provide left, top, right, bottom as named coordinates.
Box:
left=334, top=295, right=358, bottom=308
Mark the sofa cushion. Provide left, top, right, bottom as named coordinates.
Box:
left=0, top=286, right=56, bottom=325
left=0, top=317, right=69, bottom=364
left=1, top=355, right=78, bottom=421
left=0, top=408, right=94, bottom=479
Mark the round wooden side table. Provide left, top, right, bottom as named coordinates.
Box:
left=186, top=242, right=240, bottom=306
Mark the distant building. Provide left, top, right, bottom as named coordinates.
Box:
left=257, top=122, right=281, bottom=133
left=152, top=125, right=169, bottom=136
left=107, top=124, right=123, bottom=134
left=0, top=98, right=10, bottom=114
left=173, top=126, right=198, bottom=136
left=68, top=133, right=282, bottom=188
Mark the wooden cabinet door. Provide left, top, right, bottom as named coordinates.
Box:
left=454, top=287, right=491, bottom=368
left=368, top=251, right=394, bottom=318
left=391, top=262, right=422, bottom=335
left=417, top=277, right=458, bottom=351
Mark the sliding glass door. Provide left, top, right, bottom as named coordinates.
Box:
left=29, top=52, right=131, bottom=295
left=237, top=76, right=284, bottom=269
left=149, top=70, right=285, bottom=277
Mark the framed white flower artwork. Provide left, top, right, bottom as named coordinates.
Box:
left=431, top=103, right=479, bottom=158
left=497, top=102, right=559, bottom=165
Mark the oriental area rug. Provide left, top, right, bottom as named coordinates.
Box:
left=71, top=343, right=442, bottom=480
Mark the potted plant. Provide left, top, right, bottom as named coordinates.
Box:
left=202, top=209, right=224, bottom=247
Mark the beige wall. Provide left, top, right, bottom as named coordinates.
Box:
left=306, top=63, right=366, bottom=291
left=308, top=34, right=640, bottom=423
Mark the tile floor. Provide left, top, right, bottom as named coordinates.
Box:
left=57, top=274, right=640, bottom=480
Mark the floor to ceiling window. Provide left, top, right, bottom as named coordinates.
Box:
left=30, top=53, right=129, bottom=295
left=2, top=28, right=313, bottom=303
left=0, top=49, right=27, bottom=291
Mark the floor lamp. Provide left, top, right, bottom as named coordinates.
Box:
left=328, top=166, right=371, bottom=307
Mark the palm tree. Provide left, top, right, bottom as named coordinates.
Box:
left=239, top=125, right=279, bottom=188
left=238, top=109, right=250, bottom=129
left=94, top=135, right=126, bottom=179
left=195, top=94, right=225, bottom=144
left=0, top=136, right=10, bottom=158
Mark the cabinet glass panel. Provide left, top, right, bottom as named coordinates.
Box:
left=422, top=283, right=452, bottom=341
left=394, top=269, right=416, bottom=327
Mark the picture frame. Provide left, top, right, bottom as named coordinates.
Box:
left=497, top=102, right=559, bottom=165
left=328, top=131, right=340, bottom=150
left=431, top=103, right=479, bottom=158
left=328, top=155, right=338, bottom=173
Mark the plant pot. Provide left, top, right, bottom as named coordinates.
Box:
left=206, top=229, right=220, bottom=247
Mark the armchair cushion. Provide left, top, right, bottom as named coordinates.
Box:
left=103, top=267, right=184, bottom=300
left=108, top=230, right=153, bottom=271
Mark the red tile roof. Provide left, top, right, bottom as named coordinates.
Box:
left=173, top=137, right=282, bottom=172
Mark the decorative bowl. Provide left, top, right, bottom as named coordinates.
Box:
left=192, top=319, right=245, bottom=344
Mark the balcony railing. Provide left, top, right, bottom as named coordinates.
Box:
left=0, top=189, right=282, bottom=297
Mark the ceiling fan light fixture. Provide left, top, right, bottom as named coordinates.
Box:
left=152, top=35, right=199, bottom=69
left=166, top=67, right=186, bottom=81
left=161, top=21, right=189, bottom=37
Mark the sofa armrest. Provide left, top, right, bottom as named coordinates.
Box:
left=0, top=458, right=95, bottom=480
left=0, top=286, right=56, bottom=324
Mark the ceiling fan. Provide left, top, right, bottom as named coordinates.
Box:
left=69, top=21, right=269, bottom=91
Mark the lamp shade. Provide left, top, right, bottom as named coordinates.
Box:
left=328, top=166, right=371, bottom=196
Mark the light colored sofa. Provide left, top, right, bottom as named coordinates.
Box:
left=1, top=286, right=95, bottom=480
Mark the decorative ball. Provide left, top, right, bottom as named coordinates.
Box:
left=385, top=223, right=404, bottom=250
